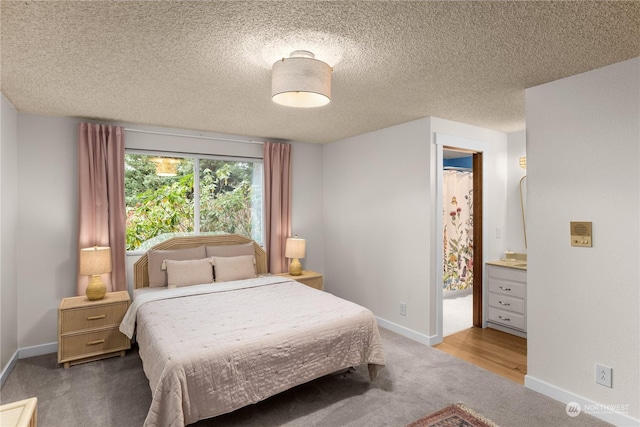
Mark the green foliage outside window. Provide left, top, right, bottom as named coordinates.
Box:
left=125, top=154, right=260, bottom=251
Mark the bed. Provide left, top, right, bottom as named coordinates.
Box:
left=120, top=234, right=386, bottom=427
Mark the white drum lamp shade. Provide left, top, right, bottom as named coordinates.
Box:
left=272, top=51, right=331, bottom=108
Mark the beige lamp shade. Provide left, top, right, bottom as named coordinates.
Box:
left=272, top=50, right=331, bottom=108
left=80, top=246, right=111, bottom=300
left=150, top=157, right=179, bottom=177
left=285, top=237, right=306, bottom=259
left=80, top=246, right=112, bottom=275
left=285, top=236, right=306, bottom=276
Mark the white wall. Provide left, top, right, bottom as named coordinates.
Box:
left=525, top=58, right=639, bottom=423
left=323, top=116, right=508, bottom=342
left=323, top=118, right=433, bottom=339
left=1, top=94, right=19, bottom=374
left=14, top=114, right=324, bottom=348
left=16, top=114, right=80, bottom=348
left=506, top=130, right=526, bottom=254
left=290, top=142, right=324, bottom=274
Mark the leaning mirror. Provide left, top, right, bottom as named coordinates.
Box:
left=520, top=175, right=527, bottom=248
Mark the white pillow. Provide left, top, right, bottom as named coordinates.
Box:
left=147, top=245, right=206, bottom=287
left=211, top=255, right=257, bottom=282
left=164, top=258, right=214, bottom=289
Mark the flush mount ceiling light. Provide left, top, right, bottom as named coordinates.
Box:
left=272, top=50, right=332, bottom=108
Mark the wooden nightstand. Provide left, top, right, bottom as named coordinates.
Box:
left=58, top=291, right=131, bottom=368
left=275, top=270, right=323, bottom=290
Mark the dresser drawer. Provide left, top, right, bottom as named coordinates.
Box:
left=60, top=302, right=128, bottom=334
left=488, top=278, right=525, bottom=298
left=488, top=307, right=525, bottom=331
left=488, top=293, right=525, bottom=314
left=487, top=265, right=526, bottom=283
left=60, top=328, right=129, bottom=361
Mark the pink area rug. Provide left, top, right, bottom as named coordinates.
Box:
left=406, top=403, right=498, bottom=427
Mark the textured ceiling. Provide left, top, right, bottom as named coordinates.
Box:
left=1, top=1, right=639, bottom=144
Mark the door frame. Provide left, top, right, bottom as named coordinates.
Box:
left=472, top=152, right=483, bottom=327
left=434, top=134, right=486, bottom=342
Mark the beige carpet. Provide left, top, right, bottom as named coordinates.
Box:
left=0, top=327, right=611, bottom=427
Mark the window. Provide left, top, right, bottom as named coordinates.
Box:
left=125, top=152, right=263, bottom=251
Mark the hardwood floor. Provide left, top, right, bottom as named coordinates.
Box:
left=433, top=327, right=527, bottom=384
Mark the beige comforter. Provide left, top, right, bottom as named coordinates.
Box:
left=120, top=276, right=385, bottom=427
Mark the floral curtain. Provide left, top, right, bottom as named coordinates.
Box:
left=443, top=170, right=473, bottom=291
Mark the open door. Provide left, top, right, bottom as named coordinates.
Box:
left=441, top=147, right=483, bottom=333
left=472, top=152, right=483, bottom=327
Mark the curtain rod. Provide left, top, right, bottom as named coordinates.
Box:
left=124, top=128, right=263, bottom=145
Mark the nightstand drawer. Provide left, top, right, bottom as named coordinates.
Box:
left=60, top=328, right=129, bottom=361
left=60, top=302, right=128, bottom=334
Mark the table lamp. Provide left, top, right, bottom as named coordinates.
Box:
left=80, top=246, right=111, bottom=300
left=285, top=235, right=306, bottom=276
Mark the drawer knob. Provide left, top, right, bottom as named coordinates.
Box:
left=499, top=286, right=512, bottom=291
left=498, top=315, right=511, bottom=322
left=87, top=314, right=106, bottom=321
left=86, top=339, right=106, bottom=346
left=498, top=301, right=511, bottom=306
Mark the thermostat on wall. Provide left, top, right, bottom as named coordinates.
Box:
left=570, top=221, right=592, bottom=247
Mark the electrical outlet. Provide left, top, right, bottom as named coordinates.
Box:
left=400, top=302, right=407, bottom=316
left=596, top=364, right=612, bottom=388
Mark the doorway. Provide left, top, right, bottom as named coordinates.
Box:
left=441, top=148, right=483, bottom=337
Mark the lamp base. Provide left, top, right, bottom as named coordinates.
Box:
left=86, top=275, right=107, bottom=300
left=289, top=258, right=302, bottom=276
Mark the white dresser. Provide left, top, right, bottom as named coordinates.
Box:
left=486, top=263, right=527, bottom=338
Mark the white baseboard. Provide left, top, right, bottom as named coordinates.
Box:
left=19, top=342, right=57, bottom=359
left=375, top=316, right=438, bottom=346
left=0, top=350, right=19, bottom=388
left=525, top=375, right=640, bottom=427
left=1, top=342, right=57, bottom=387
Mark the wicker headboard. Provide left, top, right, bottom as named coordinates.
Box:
left=133, top=234, right=267, bottom=289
